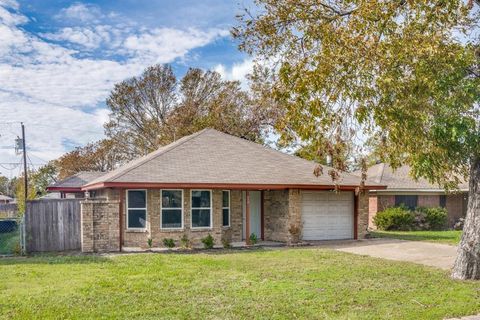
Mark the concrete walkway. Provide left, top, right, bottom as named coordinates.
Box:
left=311, top=238, right=457, bottom=270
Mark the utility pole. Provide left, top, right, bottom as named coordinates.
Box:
left=21, top=122, right=27, bottom=203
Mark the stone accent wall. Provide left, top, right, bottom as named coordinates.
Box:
left=357, top=191, right=369, bottom=238
left=81, top=199, right=120, bottom=253
left=264, top=190, right=289, bottom=242
left=368, top=196, right=378, bottom=229
left=418, top=195, right=439, bottom=207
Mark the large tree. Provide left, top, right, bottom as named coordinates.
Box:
left=105, top=64, right=271, bottom=160
left=235, top=0, right=480, bottom=279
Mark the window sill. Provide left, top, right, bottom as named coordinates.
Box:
left=190, top=227, right=213, bottom=232
left=160, top=228, right=184, bottom=232
left=126, top=229, right=148, bottom=233
left=222, top=226, right=231, bottom=229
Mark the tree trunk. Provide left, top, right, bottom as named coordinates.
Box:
left=451, top=156, right=480, bottom=280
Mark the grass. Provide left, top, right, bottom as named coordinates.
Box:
left=370, top=230, right=462, bottom=245
left=0, top=229, right=20, bottom=255
left=0, top=249, right=479, bottom=319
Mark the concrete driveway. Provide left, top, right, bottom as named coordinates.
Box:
left=311, top=238, right=457, bottom=270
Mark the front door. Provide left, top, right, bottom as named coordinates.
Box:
left=242, top=191, right=262, bottom=240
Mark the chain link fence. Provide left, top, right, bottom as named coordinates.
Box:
left=0, top=203, right=23, bottom=256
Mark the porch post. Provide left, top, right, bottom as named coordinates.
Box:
left=261, top=190, right=265, bottom=240
left=246, top=190, right=251, bottom=244
left=354, top=192, right=359, bottom=240
left=119, top=188, right=124, bottom=251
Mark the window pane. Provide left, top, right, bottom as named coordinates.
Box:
left=395, top=195, right=417, bottom=210
left=128, top=190, right=146, bottom=208
left=222, top=191, right=229, bottom=208
left=162, top=190, right=182, bottom=208
left=192, top=209, right=211, bottom=228
left=439, top=195, right=446, bottom=208
left=192, top=191, right=210, bottom=208
left=128, top=209, right=146, bottom=228
left=222, top=208, right=229, bottom=227
left=162, top=209, right=182, bottom=228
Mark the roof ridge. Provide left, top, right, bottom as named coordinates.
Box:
left=86, top=129, right=209, bottom=185
left=209, top=129, right=361, bottom=180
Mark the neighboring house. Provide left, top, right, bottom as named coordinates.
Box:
left=80, top=129, right=384, bottom=252
left=355, top=163, right=468, bottom=229
left=0, top=194, right=13, bottom=204
left=47, top=171, right=107, bottom=199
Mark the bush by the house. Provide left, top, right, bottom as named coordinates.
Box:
left=163, top=238, right=175, bottom=249
left=454, top=218, right=465, bottom=231
left=201, top=234, right=215, bottom=249
left=415, top=207, right=448, bottom=230
left=249, top=233, right=258, bottom=245
left=373, top=206, right=415, bottom=231
left=180, top=234, right=191, bottom=249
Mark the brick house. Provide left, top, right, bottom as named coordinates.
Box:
left=80, top=129, right=383, bottom=252
left=356, top=163, right=468, bottom=229
left=47, top=171, right=106, bottom=198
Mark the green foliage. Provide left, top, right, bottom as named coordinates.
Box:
left=416, top=207, right=448, bottom=231
left=374, top=207, right=415, bottom=231
left=147, top=238, right=153, bottom=248
left=180, top=234, right=191, bottom=249
left=249, top=233, right=258, bottom=245
left=235, top=0, right=480, bottom=189
left=201, top=234, right=215, bottom=249
left=163, top=238, right=175, bottom=249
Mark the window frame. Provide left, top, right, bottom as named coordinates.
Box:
left=222, top=190, right=230, bottom=228
left=394, top=195, right=418, bottom=210
left=126, top=189, right=148, bottom=230
left=190, top=189, right=212, bottom=229
left=160, top=189, right=184, bottom=230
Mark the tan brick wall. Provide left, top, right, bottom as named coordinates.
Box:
left=418, top=195, right=439, bottom=207
left=121, top=189, right=243, bottom=249
left=81, top=199, right=120, bottom=253
left=368, top=196, right=378, bottom=229
left=378, top=195, right=395, bottom=211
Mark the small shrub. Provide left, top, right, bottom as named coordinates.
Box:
left=201, top=234, right=215, bottom=249
left=180, top=234, right=191, bottom=249
left=419, top=207, right=448, bottom=230
left=249, top=233, right=258, bottom=245
left=163, top=238, right=175, bottom=249
left=454, top=218, right=465, bottom=231
left=222, top=238, right=232, bottom=249
left=147, top=238, right=153, bottom=248
left=373, top=206, right=415, bottom=231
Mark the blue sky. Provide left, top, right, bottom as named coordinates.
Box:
left=0, top=0, right=255, bottom=176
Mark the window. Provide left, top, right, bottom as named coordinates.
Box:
left=439, top=195, right=446, bottom=208
left=222, top=190, right=230, bottom=227
left=161, top=190, right=183, bottom=229
left=191, top=190, right=211, bottom=228
left=395, top=195, right=418, bottom=210
left=127, top=190, right=147, bottom=229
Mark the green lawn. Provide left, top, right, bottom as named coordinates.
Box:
left=0, top=249, right=479, bottom=319
left=0, top=229, right=20, bottom=255
left=371, top=230, right=462, bottom=245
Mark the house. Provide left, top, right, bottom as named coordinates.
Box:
left=0, top=194, right=13, bottom=204
left=80, top=129, right=384, bottom=253
left=47, top=171, right=106, bottom=198
left=357, top=163, right=468, bottom=229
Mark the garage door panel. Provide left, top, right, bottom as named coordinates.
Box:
left=301, top=191, right=354, bottom=240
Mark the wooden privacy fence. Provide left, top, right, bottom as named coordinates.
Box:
left=25, top=199, right=82, bottom=252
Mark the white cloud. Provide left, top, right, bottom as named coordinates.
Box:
left=0, top=1, right=231, bottom=168
left=214, top=58, right=253, bottom=88
left=124, top=28, right=229, bottom=64
left=55, top=3, right=103, bottom=23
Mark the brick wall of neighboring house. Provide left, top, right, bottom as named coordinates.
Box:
left=418, top=195, right=440, bottom=207
left=377, top=195, right=395, bottom=211
left=446, top=194, right=467, bottom=226
left=81, top=199, right=120, bottom=253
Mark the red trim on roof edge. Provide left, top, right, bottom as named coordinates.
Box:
left=82, top=182, right=386, bottom=191
left=46, top=187, right=83, bottom=192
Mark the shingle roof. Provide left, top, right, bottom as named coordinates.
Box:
left=353, top=163, right=468, bottom=191
left=48, top=171, right=107, bottom=190
left=0, top=194, right=13, bottom=201
left=84, top=129, right=383, bottom=189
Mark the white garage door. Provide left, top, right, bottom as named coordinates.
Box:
left=301, top=191, right=354, bottom=240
